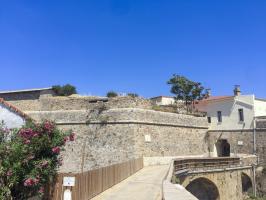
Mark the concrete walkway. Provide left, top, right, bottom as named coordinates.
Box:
left=92, top=165, right=169, bottom=200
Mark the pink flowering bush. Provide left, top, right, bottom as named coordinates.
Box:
left=0, top=120, right=75, bottom=200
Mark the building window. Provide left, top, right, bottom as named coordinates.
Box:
left=217, top=111, right=222, bottom=122
left=238, top=109, right=244, bottom=122
left=207, top=117, right=211, bottom=123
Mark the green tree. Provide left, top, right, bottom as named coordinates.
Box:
left=167, top=74, right=205, bottom=111
left=52, top=84, right=77, bottom=96
left=106, top=91, right=118, bottom=98
left=191, top=82, right=204, bottom=105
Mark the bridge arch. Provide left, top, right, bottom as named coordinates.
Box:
left=185, top=177, right=220, bottom=200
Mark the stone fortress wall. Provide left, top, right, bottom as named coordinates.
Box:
left=6, top=95, right=209, bottom=173
left=4, top=91, right=266, bottom=198
left=6, top=93, right=266, bottom=171
left=5, top=91, right=266, bottom=199
left=28, top=108, right=209, bottom=173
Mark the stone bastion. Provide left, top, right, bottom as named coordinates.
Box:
left=26, top=106, right=209, bottom=173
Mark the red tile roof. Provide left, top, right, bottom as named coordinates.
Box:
left=195, top=96, right=233, bottom=106
left=150, top=96, right=174, bottom=99
left=0, top=98, right=32, bottom=121
left=202, top=96, right=233, bottom=102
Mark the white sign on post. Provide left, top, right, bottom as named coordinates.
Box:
left=63, top=177, right=75, bottom=187
left=64, top=189, right=72, bottom=200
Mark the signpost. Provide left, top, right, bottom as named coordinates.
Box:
left=63, top=177, right=75, bottom=187
left=63, top=177, right=75, bottom=200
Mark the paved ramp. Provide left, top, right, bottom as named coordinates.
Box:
left=92, top=165, right=169, bottom=200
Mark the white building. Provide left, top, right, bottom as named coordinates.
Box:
left=0, top=98, right=29, bottom=129
left=195, top=86, right=266, bottom=130
left=150, top=96, right=176, bottom=106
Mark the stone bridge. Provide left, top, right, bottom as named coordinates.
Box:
left=171, top=156, right=257, bottom=200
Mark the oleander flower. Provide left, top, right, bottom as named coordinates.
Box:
left=23, top=178, right=39, bottom=187
left=19, top=128, right=39, bottom=140
left=43, top=120, right=55, bottom=134
left=52, top=146, right=60, bottom=154
left=38, top=186, right=44, bottom=194
left=64, top=136, right=69, bottom=143
left=69, top=132, right=75, bottom=141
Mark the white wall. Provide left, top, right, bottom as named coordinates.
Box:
left=254, top=99, right=266, bottom=117
left=152, top=97, right=175, bottom=105
left=161, top=97, right=175, bottom=105
left=205, top=95, right=255, bottom=130
left=0, top=104, right=25, bottom=129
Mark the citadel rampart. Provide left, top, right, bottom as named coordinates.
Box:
left=27, top=108, right=209, bottom=173
left=2, top=92, right=264, bottom=199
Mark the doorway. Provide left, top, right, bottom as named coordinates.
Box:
left=215, top=139, right=230, bottom=157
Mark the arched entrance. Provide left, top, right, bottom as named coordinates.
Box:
left=241, top=173, right=252, bottom=194
left=215, top=139, right=230, bottom=157
left=186, top=177, right=220, bottom=200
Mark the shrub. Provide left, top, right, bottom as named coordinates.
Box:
left=127, top=93, right=139, bottom=98
left=52, top=84, right=77, bottom=96
left=0, top=120, right=75, bottom=199
left=106, top=91, right=118, bottom=98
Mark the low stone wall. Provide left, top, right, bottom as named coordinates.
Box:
left=9, top=96, right=153, bottom=111
left=96, top=108, right=208, bottom=128
left=27, top=108, right=207, bottom=127
left=144, top=155, right=205, bottom=166
left=26, top=108, right=209, bottom=173
left=8, top=100, right=41, bottom=111
left=26, top=110, right=88, bottom=122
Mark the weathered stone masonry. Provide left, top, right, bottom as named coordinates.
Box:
left=208, top=129, right=266, bottom=164
left=3, top=95, right=209, bottom=173
left=8, top=96, right=152, bottom=111
left=181, top=168, right=253, bottom=200
left=27, top=108, right=209, bottom=173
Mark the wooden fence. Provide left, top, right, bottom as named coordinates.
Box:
left=47, top=157, right=143, bottom=200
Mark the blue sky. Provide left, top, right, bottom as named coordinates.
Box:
left=0, top=0, right=266, bottom=98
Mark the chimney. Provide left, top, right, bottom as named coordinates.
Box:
left=206, top=88, right=211, bottom=98
left=234, top=85, right=241, bottom=96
